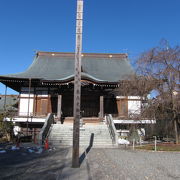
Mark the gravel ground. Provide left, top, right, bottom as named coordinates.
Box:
left=0, top=145, right=180, bottom=180
left=87, top=149, right=180, bottom=180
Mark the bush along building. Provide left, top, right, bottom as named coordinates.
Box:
left=0, top=52, right=155, bottom=146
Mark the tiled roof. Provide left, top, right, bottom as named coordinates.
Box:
left=0, top=52, right=134, bottom=83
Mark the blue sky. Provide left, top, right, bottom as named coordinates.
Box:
left=0, top=0, right=180, bottom=94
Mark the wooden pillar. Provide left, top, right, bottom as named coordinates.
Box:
left=116, top=98, right=121, bottom=117
left=33, top=87, right=36, bottom=116
left=57, top=95, right=62, bottom=122
left=3, top=85, right=7, bottom=112
left=72, top=0, right=84, bottom=168
left=27, top=78, right=31, bottom=135
left=99, top=96, right=104, bottom=119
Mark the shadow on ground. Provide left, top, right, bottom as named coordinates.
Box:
left=0, top=146, right=69, bottom=180
left=79, top=133, right=94, bottom=165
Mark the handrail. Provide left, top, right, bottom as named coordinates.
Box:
left=38, top=113, right=54, bottom=145
left=106, top=114, right=118, bottom=145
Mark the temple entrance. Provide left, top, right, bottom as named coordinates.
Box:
left=62, top=94, right=73, bottom=117
left=81, top=94, right=99, bottom=117
left=104, top=96, right=118, bottom=115
left=61, top=92, right=100, bottom=118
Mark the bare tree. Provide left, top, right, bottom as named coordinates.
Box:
left=118, top=40, right=180, bottom=143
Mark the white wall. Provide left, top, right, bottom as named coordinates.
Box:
left=128, top=96, right=141, bottom=115
left=20, top=94, right=34, bottom=98
left=19, top=94, right=34, bottom=116
left=128, top=96, right=141, bottom=100
left=19, top=86, right=49, bottom=116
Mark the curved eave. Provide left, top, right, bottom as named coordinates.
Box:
left=42, top=73, right=118, bottom=84
left=42, top=78, right=118, bottom=85
left=0, top=75, right=119, bottom=85
left=0, top=76, right=41, bottom=82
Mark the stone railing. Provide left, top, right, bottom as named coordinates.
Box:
left=38, top=113, right=54, bottom=145
left=106, top=114, right=118, bottom=145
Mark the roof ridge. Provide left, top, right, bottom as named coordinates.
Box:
left=37, top=51, right=128, bottom=58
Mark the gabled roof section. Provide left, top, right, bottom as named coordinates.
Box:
left=0, top=52, right=134, bottom=83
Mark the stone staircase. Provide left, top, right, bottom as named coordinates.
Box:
left=48, top=124, right=115, bottom=147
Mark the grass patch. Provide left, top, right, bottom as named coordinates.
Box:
left=136, top=143, right=180, bottom=151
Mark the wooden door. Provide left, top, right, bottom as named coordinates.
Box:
left=104, top=97, right=118, bottom=115
left=35, top=98, right=49, bottom=116
left=81, top=95, right=99, bottom=117
left=116, top=99, right=128, bottom=117
left=62, top=94, right=73, bottom=117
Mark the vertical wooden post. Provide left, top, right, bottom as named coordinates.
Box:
left=116, top=96, right=121, bottom=117
left=3, top=85, right=7, bottom=112
left=99, top=96, right=104, bottom=119
left=33, top=87, right=35, bottom=116
left=27, top=78, right=31, bottom=135
left=72, top=0, right=83, bottom=168
left=57, top=95, right=62, bottom=123
left=154, top=136, right=157, bottom=151
left=133, top=139, right=135, bottom=150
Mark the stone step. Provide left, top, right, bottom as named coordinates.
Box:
left=51, top=131, right=109, bottom=133
left=50, top=141, right=113, bottom=146
left=51, top=142, right=113, bottom=146
left=51, top=130, right=110, bottom=132
left=49, top=137, right=112, bottom=140
left=51, top=135, right=110, bottom=137
left=52, top=139, right=111, bottom=141
left=50, top=135, right=111, bottom=138
left=49, top=139, right=112, bottom=142
left=50, top=133, right=110, bottom=136
left=51, top=144, right=114, bottom=148
left=50, top=132, right=109, bottom=137
left=52, top=126, right=108, bottom=128
left=51, top=131, right=110, bottom=134
left=50, top=137, right=111, bottom=140
left=51, top=129, right=109, bottom=131
left=50, top=142, right=113, bottom=146
left=50, top=140, right=111, bottom=143
left=51, top=131, right=110, bottom=133
left=51, top=137, right=111, bottom=139
left=52, top=125, right=108, bottom=128
left=50, top=134, right=108, bottom=136
left=50, top=140, right=112, bottom=143
left=48, top=123, right=113, bottom=147
left=50, top=142, right=112, bottom=145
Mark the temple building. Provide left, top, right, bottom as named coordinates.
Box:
left=0, top=51, right=153, bottom=138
